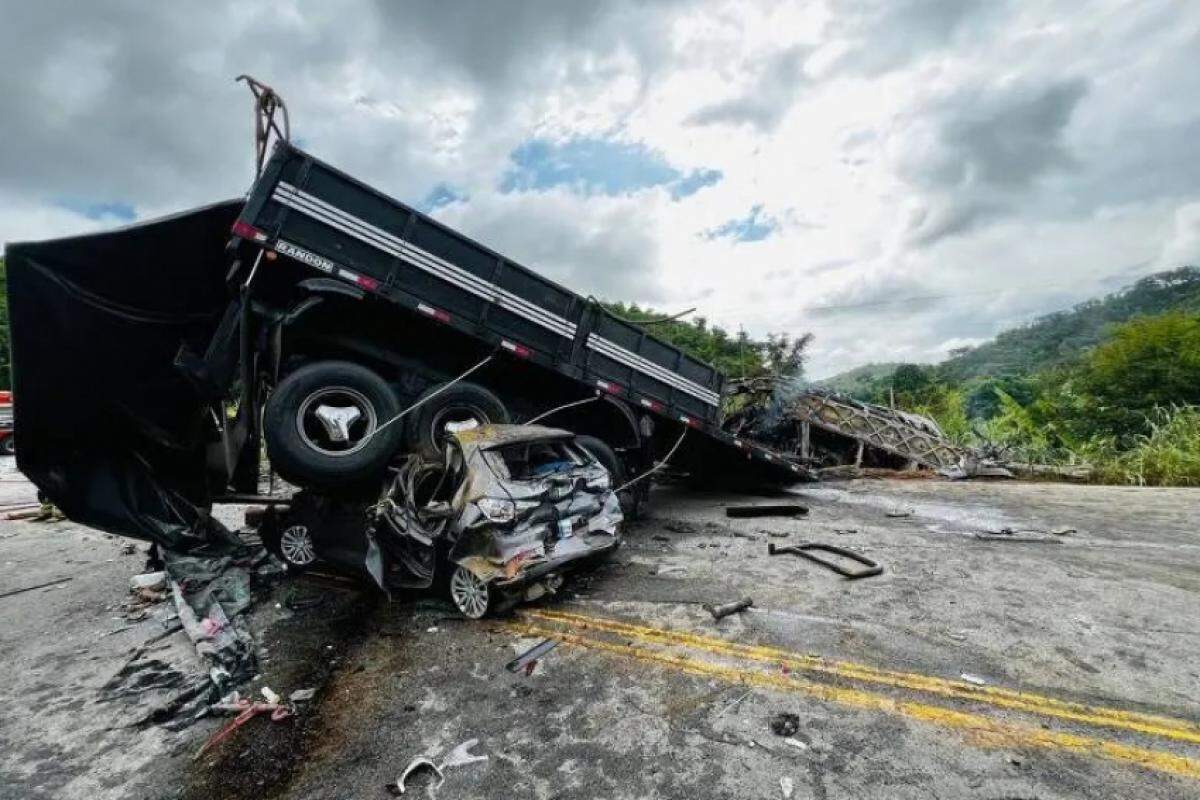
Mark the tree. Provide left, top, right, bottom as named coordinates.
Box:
left=1073, top=310, right=1200, bottom=441
left=601, top=301, right=812, bottom=380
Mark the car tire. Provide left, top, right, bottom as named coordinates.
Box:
left=448, top=563, right=492, bottom=619
left=260, top=516, right=318, bottom=572
left=264, top=360, right=402, bottom=489
left=404, top=381, right=509, bottom=459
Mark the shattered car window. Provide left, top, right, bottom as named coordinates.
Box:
left=483, top=440, right=589, bottom=482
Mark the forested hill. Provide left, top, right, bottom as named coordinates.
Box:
left=938, top=267, right=1200, bottom=382
left=815, top=362, right=902, bottom=395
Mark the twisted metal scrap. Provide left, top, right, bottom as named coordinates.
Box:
left=236, top=75, right=290, bottom=177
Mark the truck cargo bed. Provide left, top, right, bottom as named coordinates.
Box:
left=235, top=144, right=804, bottom=480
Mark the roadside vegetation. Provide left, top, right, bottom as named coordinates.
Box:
left=823, top=268, right=1200, bottom=486
left=603, top=301, right=811, bottom=380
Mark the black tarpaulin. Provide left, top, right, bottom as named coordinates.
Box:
left=6, top=200, right=242, bottom=548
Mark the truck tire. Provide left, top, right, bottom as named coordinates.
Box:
left=405, top=381, right=509, bottom=459
left=264, top=360, right=403, bottom=488
left=574, top=435, right=623, bottom=484
left=575, top=435, right=641, bottom=518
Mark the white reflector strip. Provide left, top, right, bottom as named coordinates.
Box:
left=273, top=184, right=577, bottom=339
left=586, top=334, right=720, bottom=406
left=271, top=182, right=720, bottom=409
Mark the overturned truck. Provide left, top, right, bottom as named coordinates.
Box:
left=6, top=140, right=804, bottom=612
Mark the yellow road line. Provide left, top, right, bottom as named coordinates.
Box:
left=508, top=620, right=1200, bottom=782
left=525, top=608, right=1200, bottom=746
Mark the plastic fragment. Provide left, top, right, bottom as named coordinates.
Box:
left=396, top=757, right=444, bottom=794
left=441, top=738, right=488, bottom=769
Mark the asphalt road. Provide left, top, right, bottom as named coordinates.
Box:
left=2, top=465, right=1199, bottom=799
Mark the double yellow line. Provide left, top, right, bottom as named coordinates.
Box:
left=511, top=608, right=1200, bottom=781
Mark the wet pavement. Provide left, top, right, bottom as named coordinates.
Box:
left=2, top=464, right=1199, bottom=799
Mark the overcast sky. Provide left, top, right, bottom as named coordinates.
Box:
left=2, top=0, right=1198, bottom=378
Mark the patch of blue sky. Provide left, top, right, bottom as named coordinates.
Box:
left=670, top=168, right=722, bottom=200
left=418, top=184, right=467, bottom=213
left=702, top=205, right=780, bottom=243
left=500, top=137, right=721, bottom=200
left=56, top=198, right=136, bottom=222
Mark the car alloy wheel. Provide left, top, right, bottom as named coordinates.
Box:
left=449, top=564, right=491, bottom=619
left=279, top=524, right=317, bottom=567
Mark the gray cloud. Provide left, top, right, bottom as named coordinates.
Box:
left=891, top=75, right=1089, bottom=246
left=802, top=272, right=945, bottom=318
left=2, top=0, right=1199, bottom=388
left=823, top=0, right=1004, bottom=76
left=432, top=190, right=665, bottom=303
left=0, top=0, right=691, bottom=232
left=685, top=46, right=810, bottom=132
left=919, top=78, right=1088, bottom=190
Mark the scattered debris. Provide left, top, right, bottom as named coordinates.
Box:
left=783, top=737, right=807, bottom=751
left=703, top=598, right=754, bottom=620
left=885, top=508, right=913, bottom=518
left=960, top=673, right=987, bottom=686
left=289, top=688, right=317, bottom=703
left=653, top=565, right=686, bottom=576
left=506, top=638, right=559, bottom=673
left=440, top=738, right=489, bottom=769
left=726, top=505, right=808, bottom=519
left=780, top=776, right=795, bottom=799
left=833, top=528, right=858, bottom=535
left=974, top=531, right=1061, bottom=544
left=715, top=689, right=753, bottom=718
left=766, top=530, right=790, bottom=539
left=652, top=534, right=671, bottom=543
left=768, top=542, right=883, bottom=580
left=1050, top=526, right=1076, bottom=536
left=261, top=686, right=281, bottom=704
left=816, top=465, right=862, bottom=481
left=0, top=576, right=72, bottom=601
left=195, top=699, right=291, bottom=759
left=6, top=503, right=65, bottom=521
left=769, top=712, right=800, bottom=736
left=394, top=757, right=445, bottom=794
left=120, top=543, right=137, bottom=555
left=130, top=571, right=168, bottom=592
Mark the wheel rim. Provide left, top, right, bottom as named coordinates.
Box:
left=296, top=386, right=378, bottom=457
left=279, top=525, right=317, bottom=566
left=449, top=565, right=490, bottom=618
left=428, top=404, right=490, bottom=452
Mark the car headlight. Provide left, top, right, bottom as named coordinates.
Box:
left=476, top=497, right=539, bottom=523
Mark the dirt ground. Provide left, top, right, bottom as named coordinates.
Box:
left=2, top=461, right=1199, bottom=800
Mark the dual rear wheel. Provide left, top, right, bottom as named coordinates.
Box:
left=263, top=360, right=508, bottom=489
